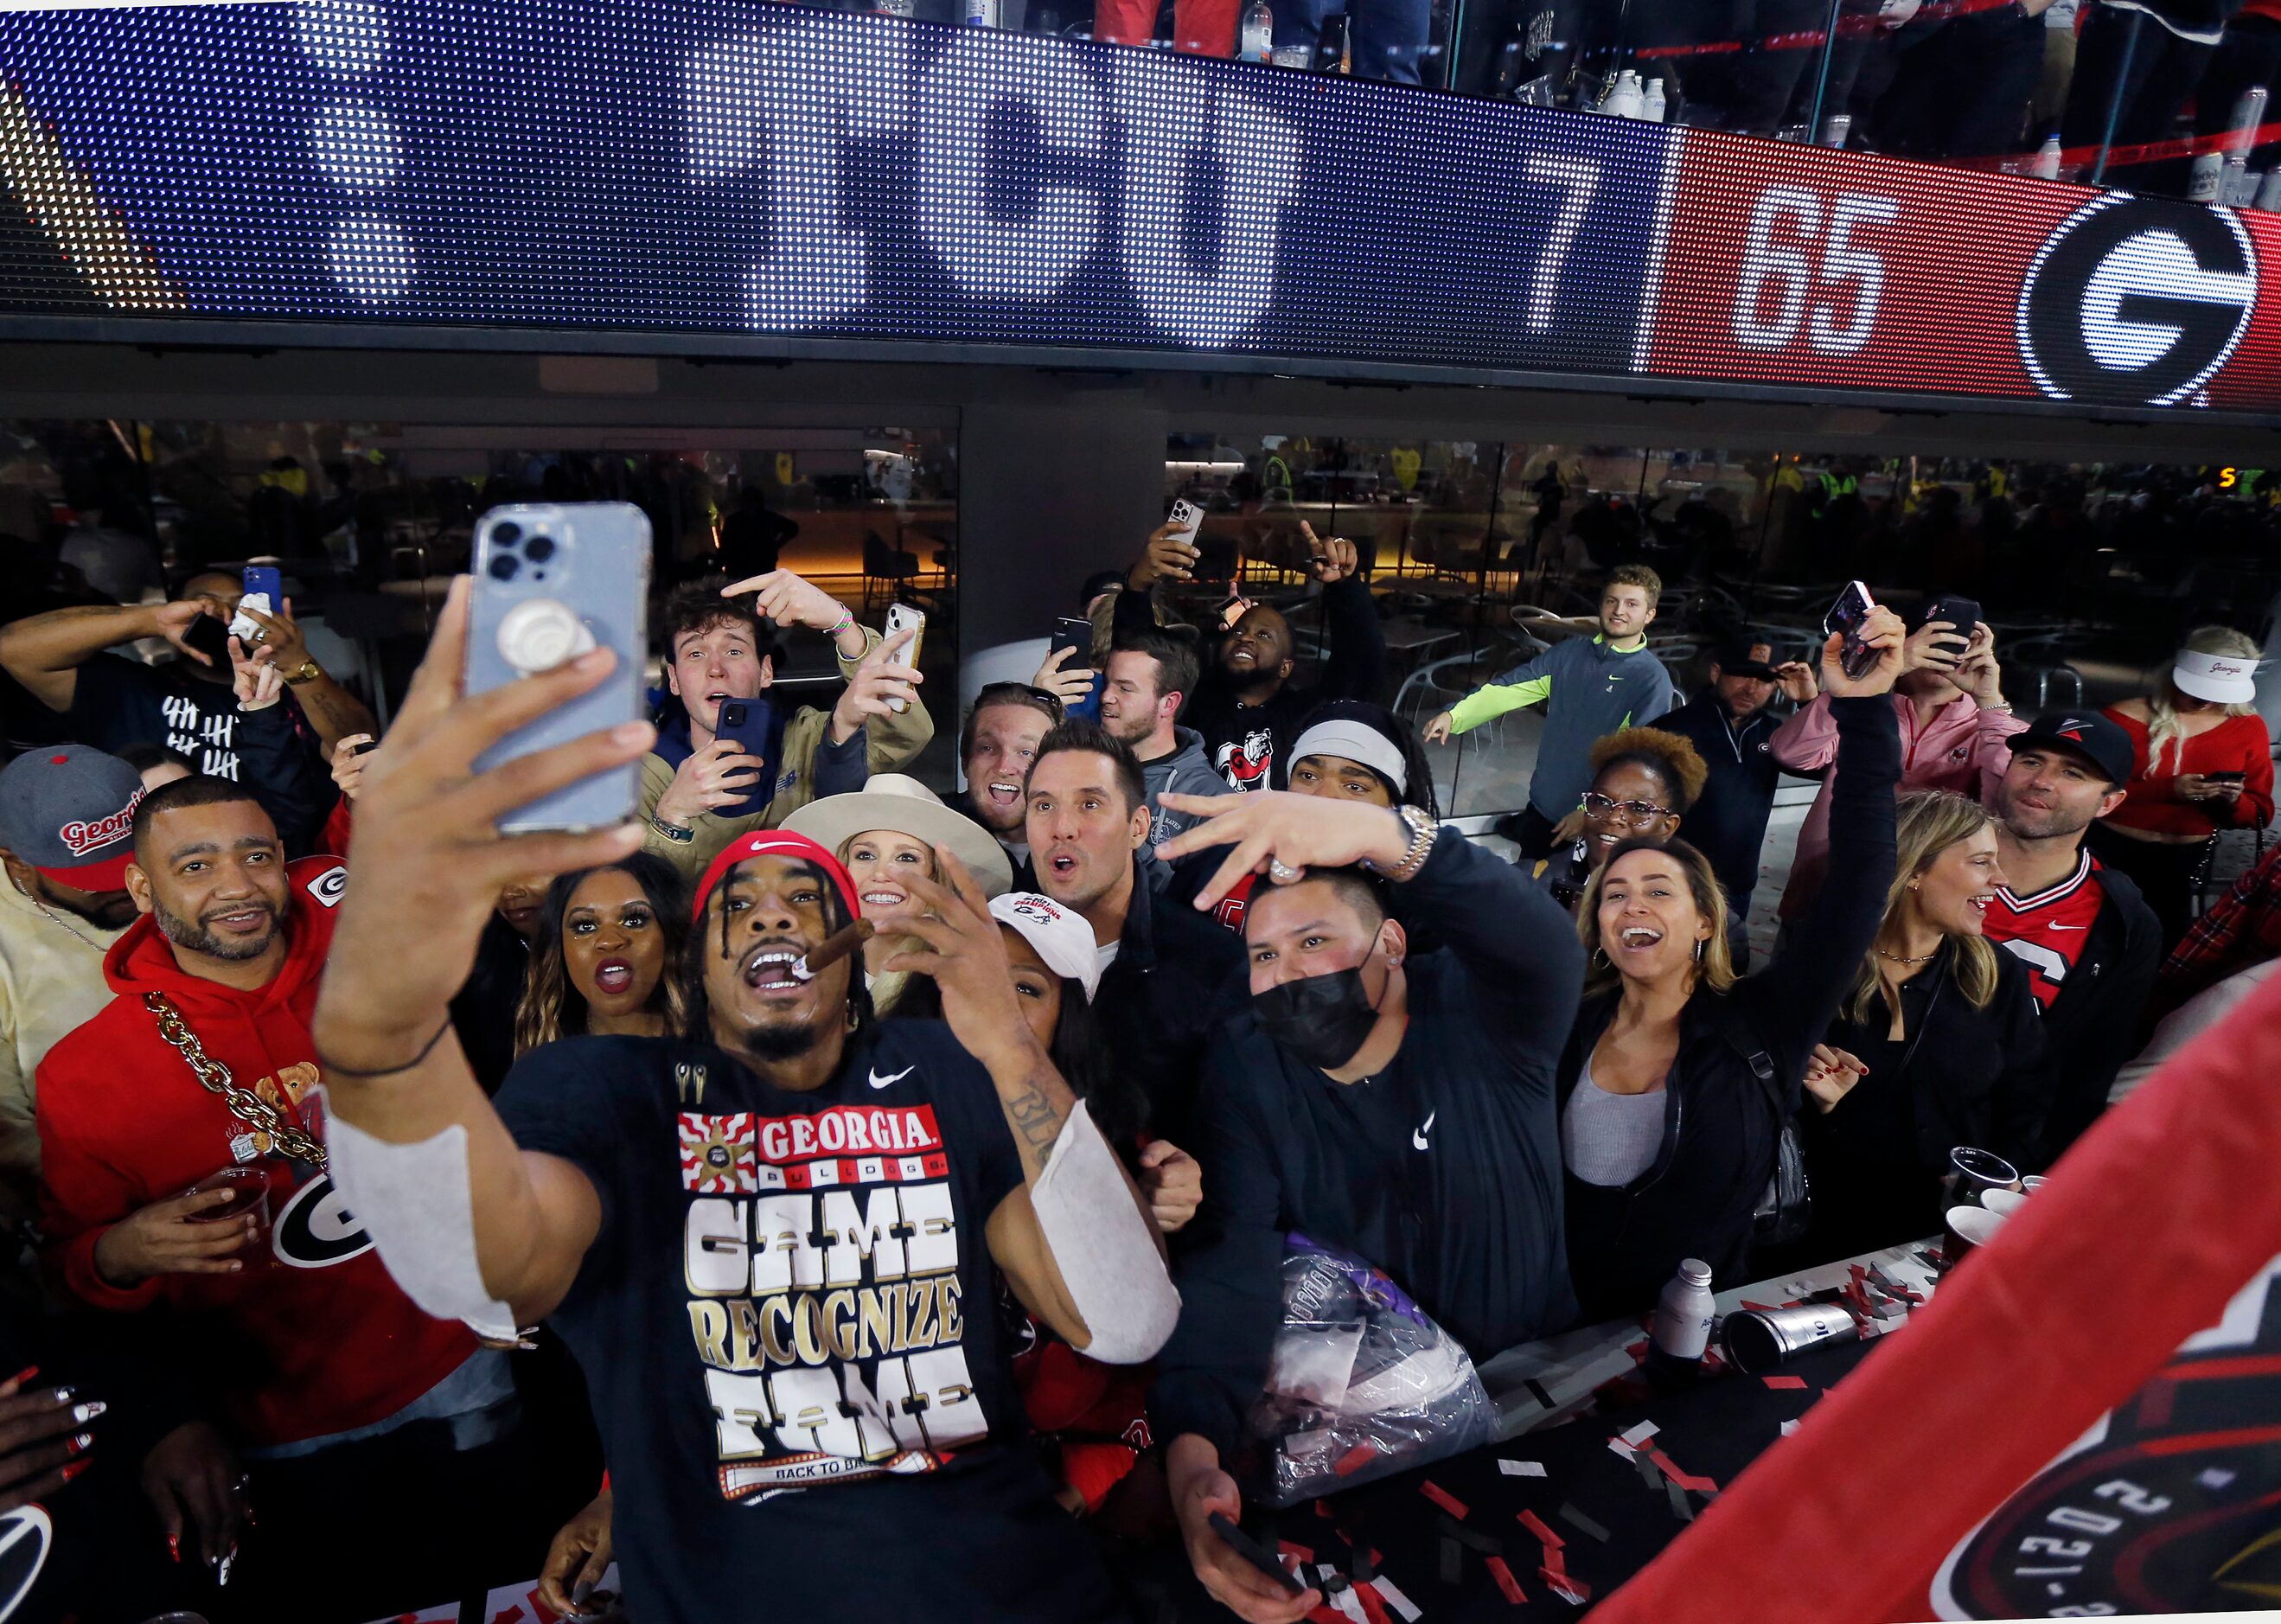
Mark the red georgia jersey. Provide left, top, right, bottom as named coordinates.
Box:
left=1984, top=850, right=2105, bottom=1008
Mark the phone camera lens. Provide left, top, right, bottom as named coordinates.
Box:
left=523, top=534, right=555, bottom=563
left=493, top=522, right=522, bottom=545
left=488, top=554, right=521, bottom=581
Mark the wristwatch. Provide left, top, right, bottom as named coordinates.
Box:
left=282, top=660, right=323, bottom=686
left=650, top=815, right=695, bottom=845
left=1364, top=804, right=1438, bottom=884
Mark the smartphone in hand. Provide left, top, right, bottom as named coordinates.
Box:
left=464, top=502, right=651, bottom=832
left=712, top=699, right=774, bottom=819
left=1206, top=1512, right=1305, bottom=1595
left=1824, top=581, right=1879, bottom=680
left=883, top=603, right=925, bottom=715
left=231, top=562, right=284, bottom=644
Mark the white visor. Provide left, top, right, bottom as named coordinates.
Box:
left=989, top=892, right=1102, bottom=1002
left=2173, top=648, right=2259, bottom=705
left=1289, top=719, right=1408, bottom=795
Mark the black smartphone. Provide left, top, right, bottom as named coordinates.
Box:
left=1191, top=535, right=1240, bottom=586
left=180, top=609, right=233, bottom=671
left=1207, top=1512, right=1305, bottom=1596
left=2208, top=770, right=2248, bottom=783
left=1922, top=594, right=1983, bottom=651
left=1049, top=616, right=1092, bottom=666
left=712, top=698, right=774, bottom=820
left=350, top=738, right=379, bottom=757
left=1823, top=581, right=1878, bottom=680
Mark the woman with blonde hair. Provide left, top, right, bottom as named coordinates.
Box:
left=783, top=772, right=1014, bottom=1016
left=1801, top=790, right=2054, bottom=1259
left=1558, top=611, right=1904, bottom=1321
left=2097, top=626, right=2274, bottom=946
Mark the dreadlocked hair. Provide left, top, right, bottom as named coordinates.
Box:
left=679, top=855, right=873, bottom=1043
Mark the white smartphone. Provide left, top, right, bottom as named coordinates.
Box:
left=1168, top=498, right=1206, bottom=547
left=465, top=502, right=652, bottom=832
left=882, top=603, right=925, bottom=715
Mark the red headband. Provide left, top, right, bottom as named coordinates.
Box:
left=690, top=830, right=859, bottom=924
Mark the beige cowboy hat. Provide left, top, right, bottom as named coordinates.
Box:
left=783, top=773, right=1014, bottom=899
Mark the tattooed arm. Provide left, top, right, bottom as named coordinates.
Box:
left=879, top=854, right=1167, bottom=1351
left=0, top=600, right=220, bottom=711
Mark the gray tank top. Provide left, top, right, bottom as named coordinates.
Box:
left=1562, top=1055, right=1669, bottom=1188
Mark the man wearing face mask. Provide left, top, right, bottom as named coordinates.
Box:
left=1147, top=790, right=1585, bottom=1624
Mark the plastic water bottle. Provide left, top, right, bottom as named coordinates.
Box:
left=2222, top=86, right=2268, bottom=205
left=1239, top=0, right=1272, bottom=61
left=2033, top=134, right=2061, bottom=180
left=1647, top=1259, right=1716, bottom=1382
left=1641, top=75, right=1666, bottom=124
left=1821, top=112, right=1852, bottom=148
left=1602, top=69, right=1644, bottom=119
left=2190, top=150, right=2227, bottom=203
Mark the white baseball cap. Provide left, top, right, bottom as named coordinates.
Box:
left=2173, top=647, right=2260, bottom=706
left=988, top=891, right=1101, bottom=1002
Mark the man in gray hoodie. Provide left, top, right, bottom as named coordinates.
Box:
left=1101, top=626, right=1233, bottom=860
left=1426, top=564, right=1677, bottom=857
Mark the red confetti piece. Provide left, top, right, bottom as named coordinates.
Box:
left=1761, top=1374, right=1808, bottom=1390
left=1281, top=1541, right=1314, bottom=1563
left=1740, top=1299, right=1779, bottom=1313
left=1517, top=1508, right=1565, bottom=1549
left=1542, top=1570, right=1594, bottom=1604
left=1333, top=1443, right=1379, bottom=1478
left=1486, top=1555, right=1529, bottom=1604
left=1419, top=1480, right=1468, bottom=1519
left=1624, top=1339, right=1648, bottom=1364
left=1649, top=1448, right=1720, bottom=1493
left=1541, top=1544, right=1568, bottom=1576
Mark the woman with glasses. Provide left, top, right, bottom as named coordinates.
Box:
left=1557, top=611, right=1905, bottom=1321
left=1536, top=729, right=1709, bottom=914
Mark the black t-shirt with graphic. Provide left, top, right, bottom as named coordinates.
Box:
left=495, top=1026, right=1122, bottom=1624
left=66, top=652, right=246, bottom=778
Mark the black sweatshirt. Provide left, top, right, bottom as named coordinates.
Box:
left=1658, top=691, right=1794, bottom=911
left=2022, top=864, right=2160, bottom=1160
left=1804, top=943, right=2056, bottom=1258
left=1561, top=695, right=1901, bottom=1320
left=1115, top=574, right=1387, bottom=791
left=1152, top=831, right=1586, bottom=1458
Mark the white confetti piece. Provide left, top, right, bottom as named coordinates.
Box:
left=1499, top=1459, right=1548, bottom=1477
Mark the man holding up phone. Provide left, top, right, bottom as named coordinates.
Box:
left=1115, top=519, right=1384, bottom=794
left=640, top=571, right=933, bottom=879
left=0, top=572, right=374, bottom=779
left=1770, top=597, right=2024, bottom=923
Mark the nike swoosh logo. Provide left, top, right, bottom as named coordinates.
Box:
left=868, top=1066, right=914, bottom=1090
left=1412, top=1109, right=1436, bottom=1152
left=2047, top=924, right=2087, bottom=931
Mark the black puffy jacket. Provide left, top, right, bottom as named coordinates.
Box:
left=1561, top=695, right=1901, bottom=1320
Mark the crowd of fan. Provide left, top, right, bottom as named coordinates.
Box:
left=0, top=515, right=2270, bottom=1623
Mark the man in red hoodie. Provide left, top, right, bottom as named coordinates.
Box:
left=35, top=774, right=561, bottom=1616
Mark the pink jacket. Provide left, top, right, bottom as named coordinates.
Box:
left=1770, top=690, right=2028, bottom=919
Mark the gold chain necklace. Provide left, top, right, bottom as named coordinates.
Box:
left=144, top=991, right=328, bottom=1167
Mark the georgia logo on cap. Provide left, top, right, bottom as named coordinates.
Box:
left=58, top=790, right=143, bottom=856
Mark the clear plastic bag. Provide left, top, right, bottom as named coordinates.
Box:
left=1242, top=1233, right=1496, bottom=1506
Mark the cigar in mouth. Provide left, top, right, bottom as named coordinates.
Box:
left=789, top=918, right=876, bottom=981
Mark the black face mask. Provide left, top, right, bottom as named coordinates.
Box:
left=1252, top=962, right=1383, bottom=1072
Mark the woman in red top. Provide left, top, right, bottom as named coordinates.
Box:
left=2095, top=627, right=2274, bottom=949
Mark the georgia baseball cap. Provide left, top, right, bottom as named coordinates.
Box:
left=0, top=745, right=145, bottom=891
left=1710, top=636, right=1779, bottom=680
left=2010, top=712, right=2136, bottom=787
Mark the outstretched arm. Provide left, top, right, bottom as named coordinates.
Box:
left=313, top=577, right=656, bottom=1326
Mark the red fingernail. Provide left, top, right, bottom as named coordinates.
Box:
left=3, top=1366, right=35, bottom=1389
left=167, top=1532, right=181, bottom=1563
left=61, top=1459, right=89, bottom=1482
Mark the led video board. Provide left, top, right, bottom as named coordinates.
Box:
left=1, top=0, right=2276, bottom=419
